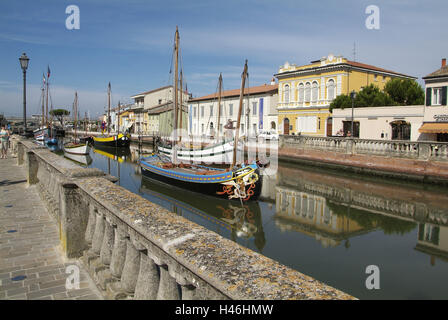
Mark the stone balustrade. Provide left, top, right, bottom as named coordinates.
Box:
left=280, top=135, right=448, bottom=161
left=10, top=136, right=355, bottom=300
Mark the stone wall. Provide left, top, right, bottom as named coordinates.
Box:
left=11, top=136, right=355, bottom=300
left=279, top=135, right=448, bottom=185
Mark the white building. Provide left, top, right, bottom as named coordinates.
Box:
left=332, top=105, right=424, bottom=141
left=188, top=81, right=278, bottom=138
left=419, top=58, right=448, bottom=142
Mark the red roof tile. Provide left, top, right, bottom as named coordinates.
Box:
left=189, top=83, right=278, bottom=102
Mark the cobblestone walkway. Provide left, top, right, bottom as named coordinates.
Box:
left=0, top=156, right=103, bottom=300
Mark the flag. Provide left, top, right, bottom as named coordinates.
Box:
left=43, top=73, right=46, bottom=85
left=47, top=65, right=51, bottom=79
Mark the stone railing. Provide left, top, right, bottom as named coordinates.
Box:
left=11, top=136, right=355, bottom=300
left=280, top=135, right=448, bottom=161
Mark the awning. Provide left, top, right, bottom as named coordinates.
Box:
left=418, top=122, right=448, bottom=133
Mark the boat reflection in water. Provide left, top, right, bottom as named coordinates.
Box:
left=92, top=146, right=131, bottom=163
left=139, top=176, right=266, bottom=252
left=64, top=152, right=93, bottom=167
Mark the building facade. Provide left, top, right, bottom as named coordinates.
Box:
left=188, top=82, right=278, bottom=138
left=419, top=58, right=448, bottom=142
left=332, top=105, right=424, bottom=141
left=274, top=54, right=416, bottom=136
left=130, top=85, right=189, bottom=136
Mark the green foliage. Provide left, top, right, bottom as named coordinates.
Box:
left=49, top=109, right=70, bottom=116
left=49, top=108, right=70, bottom=127
left=384, top=78, right=425, bottom=105
left=329, top=94, right=352, bottom=112
left=355, top=84, right=396, bottom=107
left=330, top=79, right=425, bottom=112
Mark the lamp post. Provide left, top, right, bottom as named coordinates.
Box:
left=350, top=90, right=356, bottom=138
left=19, top=53, right=30, bottom=134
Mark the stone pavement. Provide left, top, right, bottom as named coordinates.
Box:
left=0, top=155, right=103, bottom=300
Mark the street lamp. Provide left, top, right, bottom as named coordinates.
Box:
left=19, top=53, right=30, bottom=134
left=350, top=90, right=356, bottom=138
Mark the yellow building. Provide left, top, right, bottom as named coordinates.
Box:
left=274, top=54, right=416, bottom=136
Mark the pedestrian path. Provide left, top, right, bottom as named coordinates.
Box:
left=0, top=156, right=103, bottom=300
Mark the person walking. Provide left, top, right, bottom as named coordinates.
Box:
left=1, top=125, right=10, bottom=159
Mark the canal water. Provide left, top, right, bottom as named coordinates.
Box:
left=55, top=142, right=448, bottom=300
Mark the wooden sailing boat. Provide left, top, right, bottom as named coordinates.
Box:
left=63, top=92, right=90, bottom=155
left=34, top=73, right=50, bottom=142
left=93, top=83, right=131, bottom=148
left=155, top=62, right=243, bottom=164
left=44, top=66, right=58, bottom=145
left=140, top=27, right=261, bottom=201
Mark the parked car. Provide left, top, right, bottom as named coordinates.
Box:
left=257, top=130, right=279, bottom=140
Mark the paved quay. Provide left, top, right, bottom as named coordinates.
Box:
left=0, top=156, right=102, bottom=300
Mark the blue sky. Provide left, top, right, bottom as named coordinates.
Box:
left=1, top=0, right=447, bottom=119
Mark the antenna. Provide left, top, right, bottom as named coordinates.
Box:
left=352, top=42, right=357, bottom=62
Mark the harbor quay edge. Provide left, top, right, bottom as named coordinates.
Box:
left=278, top=135, right=448, bottom=185
left=10, top=136, right=356, bottom=300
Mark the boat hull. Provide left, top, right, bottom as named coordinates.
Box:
left=157, top=139, right=242, bottom=164
left=33, top=127, right=49, bottom=141
left=93, top=133, right=131, bottom=148
left=63, top=142, right=91, bottom=155
left=140, top=156, right=262, bottom=202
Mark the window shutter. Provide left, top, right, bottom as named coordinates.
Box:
left=442, top=86, right=447, bottom=106
left=426, top=88, right=432, bottom=106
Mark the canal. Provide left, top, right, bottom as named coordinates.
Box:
left=56, top=142, right=448, bottom=300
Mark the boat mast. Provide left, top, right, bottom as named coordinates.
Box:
left=41, top=85, right=45, bottom=130
left=173, top=26, right=179, bottom=147
left=117, top=101, right=120, bottom=136
left=231, top=60, right=248, bottom=169
left=45, top=71, right=49, bottom=128
left=84, top=111, right=87, bottom=134
left=179, top=69, right=183, bottom=132
left=107, top=82, right=111, bottom=136
left=217, top=73, right=223, bottom=141
left=74, top=92, right=78, bottom=142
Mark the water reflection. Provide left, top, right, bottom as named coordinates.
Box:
left=139, top=176, right=266, bottom=252
left=46, top=141, right=448, bottom=299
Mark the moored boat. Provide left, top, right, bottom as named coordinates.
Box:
left=63, top=92, right=91, bottom=155
left=93, top=132, right=131, bottom=148
left=140, top=154, right=262, bottom=201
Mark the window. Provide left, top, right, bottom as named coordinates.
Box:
left=219, top=104, right=223, bottom=115
left=433, top=88, right=442, bottom=105
left=284, top=84, right=290, bottom=103
left=241, top=123, right=245, bottom=133
left=298, top=84, right=304, bottom=102
left=327, top=79, right=335, bottom=101
left=297, top=116, right=317, bottom=133
left=201, top=106, right=204, bottom=118
left=193, top=107, right=197, bottom=117
left=201, top=124, right=204, bottom=133
left=229, top=104, right=233, bottom=116
left=210, top=105, right=213, bottom=117
left=158, top=99, right=162, bottom=104
left=305, top=83, right=311, bottom=102
left=252, top=102, right=257, bottom=115
left=374, top=74, right=378, bottom=81
left=312, top=81, right=318, bottom=102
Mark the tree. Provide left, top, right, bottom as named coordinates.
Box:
left=49, top=109, right=70, bottom=127
left=330, top=84, right=396, bottom=111
left=329, top=94, right=352, bottom=112
left=384, top=78, right=425, bottom=105
left=355, top=84, right=396, bottom=107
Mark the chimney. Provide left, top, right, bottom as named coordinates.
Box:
left=443, top=58, right=447, bottom=68
left=270, top=78, right=276, bottom=85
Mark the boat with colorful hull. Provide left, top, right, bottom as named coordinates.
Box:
left=140, top=154, right=262, bottom=202
left=93, top=133, right=131, bottom=148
